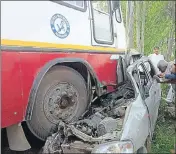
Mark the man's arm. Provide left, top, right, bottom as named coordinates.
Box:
left=165, top=73, right=176, bottom=79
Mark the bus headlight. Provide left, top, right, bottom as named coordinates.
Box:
left=92, top=140, right=133, bottom=153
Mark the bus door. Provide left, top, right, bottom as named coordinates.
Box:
left=89, top=1, right=125, bottom=49
left=89, top=0, right=115, bottom=47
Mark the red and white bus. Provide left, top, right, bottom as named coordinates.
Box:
left=1, top=0, right=126, bottom=150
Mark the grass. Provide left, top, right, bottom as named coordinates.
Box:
left=151, top=84, right=176, bottom=153
left=152, top=118, right=175, bottom=153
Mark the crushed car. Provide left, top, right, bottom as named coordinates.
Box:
left=42, top=55, right=161, bottom=153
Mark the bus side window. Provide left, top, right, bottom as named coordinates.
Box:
left=91, top=1, right=113, bottom=44
left=55, top=1, right=86, bottom=12
left=63, top=1, right=84, bottom=9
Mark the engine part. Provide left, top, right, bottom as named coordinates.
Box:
left=75, top=111, right=105, bottom=136
left=83, top=112, right=104, bottom=128
left=112, top=106, right=126, bottom=117
left=61, top=141, right=93, bottom=153
left=76, top=123, right=92, bottom=135
left=100, top=81, right=134, bottom=105
left=41, top=81, right=134, bottom=153
left=68, top=125, right=120, bottom=143
left=91, top=112, right=105, bottom=125
left=42, top=121, right=66, bottom=153
left=97, top=117, right=118, bottom=136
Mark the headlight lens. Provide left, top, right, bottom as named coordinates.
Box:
left=92, top=141, right=133, bottom=153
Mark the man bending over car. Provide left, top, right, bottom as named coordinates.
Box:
left=156, top=60, right=176, bottom=107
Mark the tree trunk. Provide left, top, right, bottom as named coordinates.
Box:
left=128, top=1, right=135, bottom=48
left=125, top=1, right=135, bottom=66
left=141, top=1, right=146, bottom=55
left=126, top=1, right=134, bottom=49
left=136, top=1, right=141, bottom=53
left=167, top=26, right=174, bottom=61
left=126, top=1, right=129, bottom=40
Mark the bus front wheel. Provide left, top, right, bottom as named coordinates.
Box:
left=26, top=65, right=88, bottom=141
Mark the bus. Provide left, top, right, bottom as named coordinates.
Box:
left=1, top=0, right=126, bottom=151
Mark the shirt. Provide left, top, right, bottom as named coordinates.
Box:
left=148, top=53, right=164, bottom=74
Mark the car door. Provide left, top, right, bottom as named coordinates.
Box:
left=120, top=59, right=152, bottom=150
left=136, top=62, right=156, bottom=135
left=143, top=60, right=161, bottom=134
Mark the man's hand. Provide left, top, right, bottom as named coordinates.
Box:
left=159, top=73, right=165, bottom=78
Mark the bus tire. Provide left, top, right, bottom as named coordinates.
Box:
left=26, top=65, right=88, bottom=141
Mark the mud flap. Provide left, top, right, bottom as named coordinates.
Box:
left=6, top=123, right=31, bottom=151
left=117, top=56, right=127, bottom=84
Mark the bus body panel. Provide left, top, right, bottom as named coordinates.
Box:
left=1, top=1, right=91, bottom=46
left=1, top=1, right=126, bottom=48
left=1, top=1, right=125, bottom=128
left=1, top=50, right=117, bottom=128
left=1, top=52, right=24, bottom=127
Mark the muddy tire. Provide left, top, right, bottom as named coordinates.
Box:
left=27, top=66, right=88, bottom=141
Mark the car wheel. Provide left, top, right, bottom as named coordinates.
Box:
left=26, top=65, right=88, bottom=141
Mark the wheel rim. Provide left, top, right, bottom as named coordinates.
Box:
left=43, top=82, right=79, bottom=124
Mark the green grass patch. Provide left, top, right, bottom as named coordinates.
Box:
left=152, top=119, right=175, bottom=153
left=151, top=84, right=175, bottom=153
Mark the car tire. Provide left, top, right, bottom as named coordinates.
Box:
left=26, top=65, right=88, bottom=141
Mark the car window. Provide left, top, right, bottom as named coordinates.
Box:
left=138, top=65, right=148, bottom=86
left=132, top=70, right=140, bottom=89
left=144, top=62, right=151, bottom=72
left=137, top=64, right=152, bottom=98
left=144, top=61, right=156, bottom=79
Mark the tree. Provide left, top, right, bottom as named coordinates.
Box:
left=126, top=1, right=135, bottom=50
left=141, top=1, right=146, bottom=55
left=136, top=1, right=141, bottom=53
left=121, top=1, right=175, bottom=60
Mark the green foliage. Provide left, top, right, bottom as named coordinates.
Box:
left=144, top=1, right=173, bottom=56
left=120, top=1, right=126, bottom=27
left=152, top=118, right=175, bottom=153
left=120, top=3, right=175, bottom=152
left=151, top=85, right=175, bottom=153
left=92, top=1, right=109, bottom=13
left=121, top=1, right=175, bottom=59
